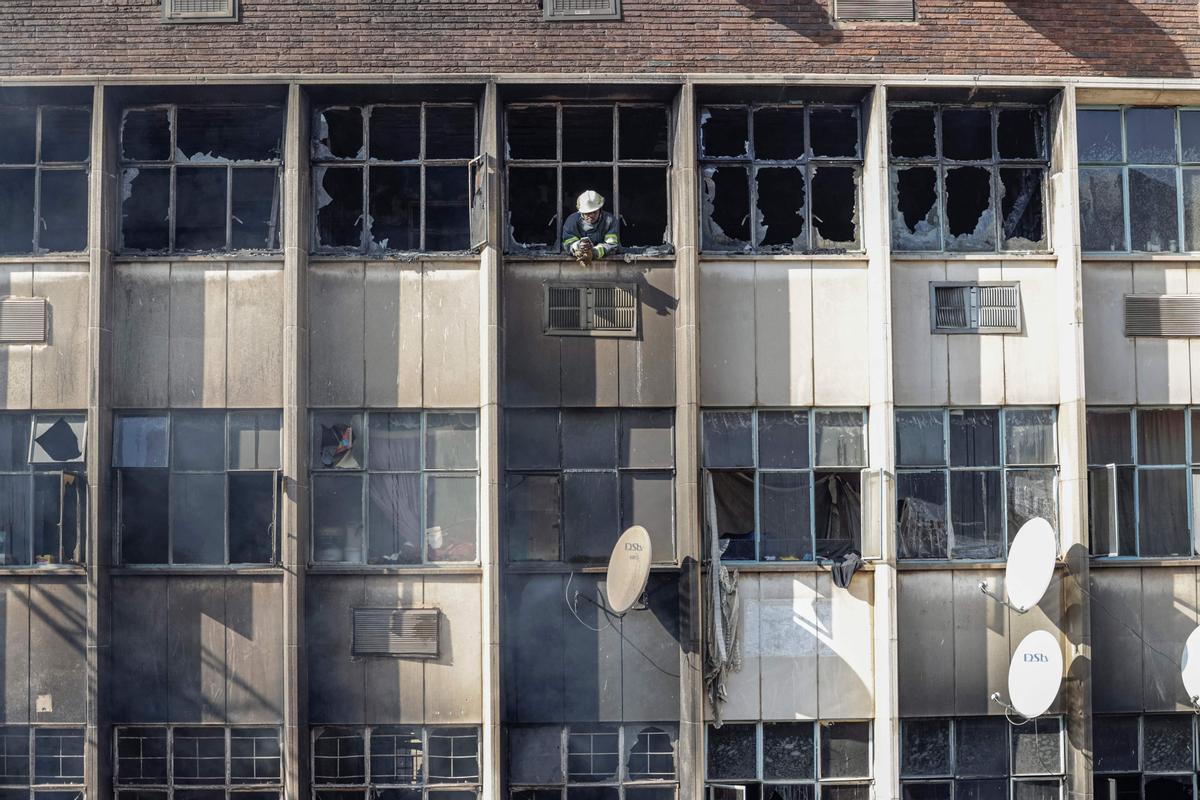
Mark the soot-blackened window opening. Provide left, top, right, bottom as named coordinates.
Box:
left=119, top=104, right=283, bottom=254
left=312, top=103, right=478, bottom=254
left=505, top=102, right=671, bottom=253
left=699, top=103, right=862, bottom=254
left=889, top=103, right=1049, bottom=252
left=0, top=105, right=90, bottom=255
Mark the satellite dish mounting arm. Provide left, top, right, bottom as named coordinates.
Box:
left=979, top=579, right=1032, bottom=614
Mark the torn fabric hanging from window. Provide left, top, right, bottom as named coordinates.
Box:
left=703, top=471, right=742, bottom=728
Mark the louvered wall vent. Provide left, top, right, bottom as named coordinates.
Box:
left=0, top=298, right=47, bottom=343
left=836, top=0, right=915, bottom=20
left=164, top=0, right=238, bottom=22
left=929, top=283, right=1021, bottom=334
left=1124, top=294, right=1200, bottom=337
left=544, top=283, right=638, bottom=337
left=544, top=0, right=621, bottom=20
left=352, top=608, right=440, bottom=658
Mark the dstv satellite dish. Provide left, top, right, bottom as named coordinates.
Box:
left=991, top=516, right=1056, bottom=613
left=605, top=525, right=652, bottom=615
left=1006, top=629, right=1063, bottom=719
left=1181, top=625, right=1200, bottom=707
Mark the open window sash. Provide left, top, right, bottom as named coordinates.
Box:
left=708, top=786, right=747, bottom=800
left=34, top=470, right=86, bottom=565
left=469, top=154, right=489, bottom=251
left=859, top=466, right=891, bottom=560
left=1089, top=463, right=1121, bottom=557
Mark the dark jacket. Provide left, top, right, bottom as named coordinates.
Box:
left=563, top=211, right=620, bottom=258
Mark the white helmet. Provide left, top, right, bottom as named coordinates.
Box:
left=576, top=190, right=605, bottom=214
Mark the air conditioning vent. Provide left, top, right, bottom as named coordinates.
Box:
left=836, top=0, right=915, bottom=20
left=544, top=0, right=621, bottom=20
left=544, top=283, right=638, bottom=337
left=1124, top=294, right=1200, bottom=337
left=352, top=608, right=440, bottom=658
left=164, top=0, right=238, bottom=22
left=0, top=298, right=47, bottom=343
left=929, top=282, right=1021, bottom=334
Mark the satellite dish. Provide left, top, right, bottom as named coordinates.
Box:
left=1007, top=629, right=1063, bottom=719
left=1004, top=517, right=1056, bottom=613
left=1181, top=625, right=1200, bottom=706
left=605, top=525, right=652, bottom=615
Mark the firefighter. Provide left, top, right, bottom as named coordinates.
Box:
left=563, top=190, right=619, bottom=265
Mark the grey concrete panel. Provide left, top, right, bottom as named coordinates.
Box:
left=1140, top=568, right=1197, bottom=711
left=309, top=263, right=365, bottom=407
left=0, top=265, right=34, bottom=409
left=0, top=579, right=31, bottom=722
left=952, top=568, right=1009, bottom=716
left=754, top=262, right=814, bottom=406
left=563, top=574, right=623, bottom=723
left=618, top=266, right=676, bottom=407
left=166, top=576, right=228, bottom=723
left=759, top=574, right=818, bottom=721
left=423, top=575, right=482, bottom=723
left=1081, top=263, right=1136, bottom=405
left=362, top=576, right=424, bottom=724
left=110, top=576, right=169, bottom=722
left=31, top=265, right=89, bottom=409
left=423, top=267, right=480, bottom=408
left=699, top=263, right=755, bottom=406
left=27, top=578, right=86, bottom=722
left=1089, top=569, right=1144, bottom=713
left=224, top=576, right=285, bottom=723
left=168, top=263, right=227, bottom=408
left=897, top=570, right=955, bottom=717
left=561, top=334, right=619, bottom=407
left=1007, top=567, right=1066, bottom=715
left=364, top=264, right=424, bottom=408
left=305, top=575, right=366, bottom=724
left=502, top=265, right=560, bottom=407
left=815, top=572, right=874, bottom=719
left=113, top=263, right=171, bottom=408
left=504, top=575, right=564, bottom=723
left=227, top=266, right=285, bottom=407
left=620, top=574, right=680, bottom=722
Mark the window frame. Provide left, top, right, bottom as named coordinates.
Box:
left=0, top=724, right=86, bottom=800
left=1093, top=713, right=1199, bottom=799
left=309, top=725, right=480, bottom=798
left=703, top=720, right=873, bottom=797
left=506, top=723, right=679, bottom=799
left=113, top=724, right=283, bottom=796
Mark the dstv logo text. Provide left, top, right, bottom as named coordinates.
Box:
left=1023, top=651, right=1050, bottom=663
left=624, top=542, right=644, bottom=553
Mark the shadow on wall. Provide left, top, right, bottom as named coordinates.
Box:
left=731, top=0, right=844, bottom=44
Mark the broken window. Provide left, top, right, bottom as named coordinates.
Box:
left=702, top=408, right=866, bottom=563
left=507, top=724, right=677, bottom=798
left=1086, top=407, right=1200, bottom=558
left=0, top=105, right=90, bottom=255
left=504, top=408, right=674, bottom=565
left=113, top=410, right=280, bottom=566
left=700, top=103, right=862, bottom=253
left=0, top=412, right=87, bottom=567
left=901, top=717, right=1065, bottom=799
left=116, top=726, right=281, bottom=799
left=505, top=103, right=670, bottom=254
left=311, top=410, right=478, bottom=565
left=0, top=726, right=85, bottom=800
left=896, top=408, right=1058, bottom=560
left=311, top=726, right=478, bottom=799
left=1093, top=713, right=1199, bottom=800
left=311, top=103, right=476, bottom=254
left=705, top=721, right=870, bottom=798
left=889, top=103, right=1048, bottom=252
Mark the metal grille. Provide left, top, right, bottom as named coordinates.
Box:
left=978, top=285, right=1020, bottom=329
left=1124, top=294, right=1200, bottom=337
left=544, top=283, right=638, bottom=336
left=932, top=285, right=970, bottom=329
left=545, top=0, right=621, bottom=18
left=836, top=0, right=915, bottom=20
left=352, top=608, right=440, bottom=658
left=590, top=285, right=637, bottom=331
left=547, top=285, right=585, bottom=331
left=165, top=0, right=237, bottom=20
left=0, top=298, right=46, bottom=343
left=930, top=282, right=1021, bottom=333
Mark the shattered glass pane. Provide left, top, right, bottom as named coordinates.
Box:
left=40, top=108, right=91, bottom=163
left=316, top=107, right=364, bottom=160
left=230, top=167, right=279, bottom=250
left=759, top=410, right=809, bottom=469
left=754, top=106, right=805, bottom=160
left=897, top=470, right=948, bottom=559
left=820, top=721, right=870, bottom=779
left=0, top=169, right=35, bottom=254
left=1091, top=716, right=1138, bottom=773
left=618, top=166, right=667, bottom=248
left=944, top=165, right=996, bottom=251
left=942, top=108, right=992, bottom=161
left=176, top=107, right=282, bottom=162
left=507, top=166, right=557, bottom=248
left=890, top=107, right=937, bottom=158
left=122, top=109, right=172, bottom=162
left=954, top=717, right=1008, bottom=777
left=507, top=105, right=557, bottom=160
left=1011, top=781, right=1061, bottom=800
left=619, top=106, right=669, bottom=160
left=897, top=410, right=944, bottom=467
left=702, top=165, right=751, bottom=250
left=762, top=722, right=814, bottom=780
left=315, top=166, right=363, bottom=249
left=701, top=107, right=749, bottom=159
left=763, top=786, right=815, bottom=800
left=367, top=105, right=420, bottom=162
left=891, top=166, right=940, bottom=251
left=121, top=167, right=171, bottom=251
left=760, top=471, right=811, bottom=561
left=1183, top=168, right=1200, bottom=251
left=702, top=411, right=753, bottom=468
left=175, top=166, right=228, bottom=251
left=1078, top=167, right=1126, bottom=251
left=811, top=166, right=858, bottom=248
left=1129, top=167, right=1179, bottom=252
left=1000, top=167, right=1045, bottom=249
left=562, top=106, right=613, bottom=162
left=705, top=724, right=756, bottom=780
left=425, top=105, right=476, bottom=160
left=1181, top=111, right=1200, bottom=162
left=1010, top=717, right=1061, bottom=775
left=810, top=107, right=859, bottom=158
left=997, top=108, right=1045, bottom=160
left=900, top=718, right=950, bottom=777
left=0, top=107, right=36, bottom=164
left=1125, top=107, right=1177, bottom=164
left=755, top=166, right=806, bottom=249
left=1076, top=109, right=1123, bottom=163
left=949, top=469, right=1003, bottom=559
left=950, top=409, right=999, bottom=468
left=815, top=411, right=864, bottom=467
left=368, top=165, right=420, bottom=251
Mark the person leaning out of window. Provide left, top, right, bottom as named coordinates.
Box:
left=563, top=190, right=619, bottom=265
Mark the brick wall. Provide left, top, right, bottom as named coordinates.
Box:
left=1, top=0, right=1198, bottom=79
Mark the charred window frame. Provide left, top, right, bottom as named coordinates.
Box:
left=889, top=103, right=1049, bottom=252
left=507, top=723, right=678, bottom=799
left=0, top=105, right=91, bottom=255
left=504, top=408, right=675, bottom=565
left=701, top=408, right=867, bottom=563
left=0, top=725, right=85, bottom=800
left=504, top=102, right=671, bottom=254
left=112, top=410, right=282, bottom=566
left=1077, top=106, right=1200, bottom=254
left=1085, top=407, right=1200, bottom=559
left=1093, top=714, right=1199, bottom=799
left=311, top=103, right=481, bottom=254
left=114, top=725, right=282, bottom=797
left=310, top=725, right=480, bottom=798
left=0, top=412, right=88, bottom=568
left=895, top=408, right=1058, bottom=561
left=699, top=103, right=863, bottom=254
left=900, top=716, right=1066, bottom=799
left=118, top=104, right=284, bottom=254
left=310, top=410, right=479, bottom=566
left=705, top=720, right=872, bottom=798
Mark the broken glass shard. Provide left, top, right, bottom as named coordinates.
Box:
left=901, top=719, right=950, bottom=777
left=1078, top=167, right=1126, bottom=251
left=809, top=107, right=859, bottom=158
left=706, top=724, right=756, bottom=780
left=0, top=107, right=36, bottom=164
left=122, top=109, right=172, bottom=162
left=701, top=165, right=751, bottom=250
left=121, top=167, right=170, bottom=252
left=316, top=107, right=365, bottom=160
left=617, top=166, right=667, bottom=247
left=176, top=107, right=282, bottom=162
left=1000, top=167, right=1045, bottom=249
left=891, top=166, right=940, bottom=251
left=1129, top=166, right=1179, bottom=252
left=425, top=105, right=476, bottom=160
left=700, top=107, right=748, bottom=159
left=230, top=168, right=280, bottom=250
left=755, top=166, right=806, bottom=249
left=175, top=166, right=228, bottom=251
left=0, top=169, right=35, bottom=254
left=890, top=107, right=937, bottom=158
left=38, top=169, right=88, bottom=252
left=1076, top=109, right=1123, bottom=163
left=507, top=166, right=557, bottom=248
left=368, top=165, right=420, bottom=251
left=1125, top=107, right=1176, bottom=164
left=562, top=106, right=613, bottom=162
left=315, top=166, right=363, bottom=250
left=619, top=106, right=668, bottom=160
left=753, top=106, right=805, bottom=160
left=506, top=106, right=557, bottom=160
left=763, top=722, right=815, bottom=780
left=811, top=166, right=858, bottom=248
left=997, top=108, right=1044, bottom=160
left=40, top=108, right=91, bottom=163
left=944, top=165, right=995, bottom=251
left=942, top=108, right=992, bottom=161
left=368, top=106, right=420, bottom=162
